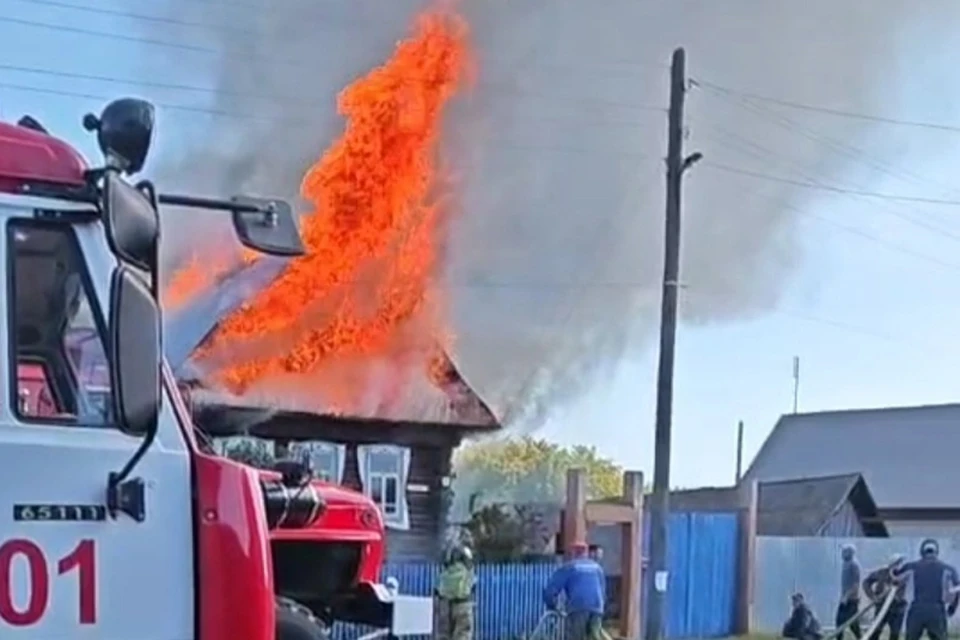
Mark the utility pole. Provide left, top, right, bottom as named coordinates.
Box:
left=645, top=47, right=700, bottom=640
left=792, top=356, right=800, bottom=413
left=735, top=420, right=744, bottom=483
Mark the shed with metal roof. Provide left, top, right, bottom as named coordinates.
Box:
left=741, top=404, right=960, bottom=536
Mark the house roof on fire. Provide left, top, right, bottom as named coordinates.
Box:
left=166, top=257, right=501, bottom=433
left=741, top=404, right=960, bottom=510
left=669, top=473, right=886, bottom=536
left=186, top=351, right=501, bottom=435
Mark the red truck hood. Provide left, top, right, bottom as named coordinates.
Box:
left=257, top=471, right=384, bottom=583
left=256, top=470, right=383, bottom=542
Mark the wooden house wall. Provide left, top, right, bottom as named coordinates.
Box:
left=820, top=499, right=866, bottom=537
left=338, top=442, right=452, bottom=561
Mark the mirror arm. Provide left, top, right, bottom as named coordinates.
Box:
left=157, top=193, right=275, bottom=216
left=107, top=425, right=156, bottom=522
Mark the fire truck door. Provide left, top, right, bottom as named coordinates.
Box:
left=0, top=219, right=195, bottom=639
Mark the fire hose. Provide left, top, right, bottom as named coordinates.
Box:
left=823, top=582, right=897, bottom=640
left=857, top=586, right=897, bottom=640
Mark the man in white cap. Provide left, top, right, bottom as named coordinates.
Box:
left=893, top=538, right=960, bottom=640
left=837, top=544, right=862, bottom=640
left=863, top=553, right=907, bottom=640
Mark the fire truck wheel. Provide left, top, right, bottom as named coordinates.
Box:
left=276, top=597, right=331, bottom=640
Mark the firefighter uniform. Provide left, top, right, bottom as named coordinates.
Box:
left=435, top=544, right=476, bottom=640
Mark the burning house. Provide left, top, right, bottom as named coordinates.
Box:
left=183, top=351, right=499, bottom=561
left=168, top=256, right=502, bottom=560
left=163, top=12, right=501, bottom=560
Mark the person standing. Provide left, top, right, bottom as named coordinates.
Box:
left=863, top=554, right=908, bottom=640
left=435, top=542, right=476, bottom=640
left=544, top=541, right=605, bottom=640
left=893, top=539, right=960, bottom=640
left=837, top=544, right=862, bottom=640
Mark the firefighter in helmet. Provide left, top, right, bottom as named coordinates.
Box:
left=435, top=541, right=476, bottom=640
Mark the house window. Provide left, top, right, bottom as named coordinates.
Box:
left=369, top=472, right=400, bottom=517
left=357, top=445, right=411, bottom=530
left=289, top=441, right=345, bottom=483
left=216, top=436, right=276, bottom=469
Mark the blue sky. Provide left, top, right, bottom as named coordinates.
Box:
left=6, top=0, right=960, bottom=490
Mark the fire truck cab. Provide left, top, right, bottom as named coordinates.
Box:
left=0, top=98, right=433, bottom=639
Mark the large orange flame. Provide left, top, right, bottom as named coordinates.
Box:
left=176, top=9, right=471, bottom=401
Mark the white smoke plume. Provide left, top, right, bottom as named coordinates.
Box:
left=142, top=0, right=920, bottom=427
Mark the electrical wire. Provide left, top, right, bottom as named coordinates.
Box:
left=691, top=85, right=960, bottom=207
left=0, top=78, right=668, bottom=157
left=691, top=77, right=960, bottom=134
left=694, top=80, right=960, bottom=248
left=12, top=0, right=270, bottom=36
left=695, top=128, right=960, bottom=273
left=683, top=289, right=943, bottom=355
left=690, top=87, right=960, bottom=244
left=3, top=7, right=947, bottom=366
left=0, top=61, right=665, bottom=115
left=702, top=162, right=960, bottom=206
left=0, top=9, right=669, bottom=86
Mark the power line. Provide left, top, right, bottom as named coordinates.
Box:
left=0, top=15, right=224, bottom=56
left=2, top=8, right=668, bottom=84
left=696, top=123, right=960, bottom=247
left=16, top=70, right=951, bottom=272
left=693, top=133, right=960, bottom=273
left=693, top=84, right=960, bottom=244
left=682, top=290, right=941, bottom=354
left=0, top=80, right=297, bottom=121
left=703, top=161, right=960, bottom=207
left=690, top=78, right=960, bottom=134
left=0, top=64, right=661, bottom=126
left=0, top=79, right=666, bottom=142
left=713, top=82, right=960, bottom=216
left=0, top=61, right=664, bottom=115
left=0, top=63, right=316, bottom=104
left=768, top=306, right=940, bottom=353
left=12, top=0, right=266, bottom=35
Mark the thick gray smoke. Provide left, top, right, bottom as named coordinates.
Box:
left=143, top=0, right=915, bottom=427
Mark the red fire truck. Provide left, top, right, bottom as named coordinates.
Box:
left=0, top=98, right=432, bottom=639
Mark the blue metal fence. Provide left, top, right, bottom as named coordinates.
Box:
left=332, top=562, right=558, bottom=640
left=332, top=512, right=740, bottom=640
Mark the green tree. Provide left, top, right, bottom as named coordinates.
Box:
left=452, top=436, right=625, bottom=512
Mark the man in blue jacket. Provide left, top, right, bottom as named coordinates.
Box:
left=544, top=541, right=606, bottom=640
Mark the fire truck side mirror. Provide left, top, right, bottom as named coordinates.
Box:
left=102, top=172, right=159, bottom=273
left=109, top=266, right=160, bottom=437
left=231, top=196, right=305, bottom=257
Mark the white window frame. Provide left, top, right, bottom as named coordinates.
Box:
left=357, top=444, right=411, bottom=531
left=216, top=436, right=276, bottom=467
left=289, top=440, right=346, bottom=484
